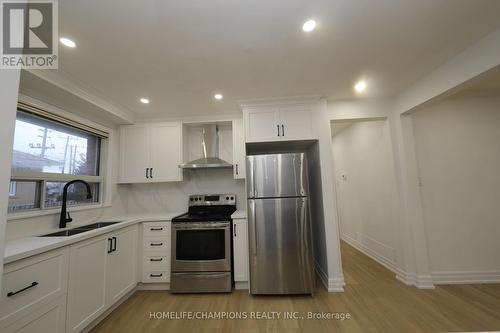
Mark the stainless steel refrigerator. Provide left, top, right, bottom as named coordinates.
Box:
left=246, top=152, right=315, bottom=295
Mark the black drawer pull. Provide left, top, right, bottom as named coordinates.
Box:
left=150, top=242, right=163, bottom=246
left=150, top=228, right=163, bottom=231
left=7, top=282, right=39, bottom=297
left=150, top=258, right=163, bottom=262
left=150, top=273, right=163, bottom=277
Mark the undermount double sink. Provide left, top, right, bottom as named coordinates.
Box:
left=39, top=221, right=123, bottom=237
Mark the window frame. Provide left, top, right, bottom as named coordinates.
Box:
left=7, top=97, right=112, bottom=220
left=8, top=181, right=17, bottom=197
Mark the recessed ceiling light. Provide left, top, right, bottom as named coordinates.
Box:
left=214, top=94, right=223, bottom=100
left=302, top=20, right=317, bottom=32
left=59, top=37, right=76, bottom=48
left=140, top=98, right=150, bottom=104
left=354, top=80, right=367, bottom=94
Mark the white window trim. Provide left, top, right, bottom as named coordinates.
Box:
left=7, top=95, right=115, bottom=221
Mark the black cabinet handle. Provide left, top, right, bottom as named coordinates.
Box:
left=235, top=164, right=239, bottom=175
left=150, top=258, right=163, bottom=262
left=7, top=282, right=39, bottom=297
left=150, top=273, right=163, bottom=277
left=282, top=124, right=285, bottom=136
left=146, top=168, right=149, bottom=179
left=234, top=224, right=237, bottom=237
left=150, top=227, right=163, bottom=231
left=150, top=242, right=163, bottom=246
left=150, top=168, right=153, bottom=178
left=277, top=125, right=280, bottom=136
left=112, top=236, right=117, bottom=252
left=107, top=238, right=113, bottom=253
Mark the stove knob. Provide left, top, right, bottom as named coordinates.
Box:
left=226, top=196, right=229, bottom=200
left=190, top=198, right=194, bottom=201
left=194, top=198, right=198, bottom=201
left=231, top=196, right=234, bottom=200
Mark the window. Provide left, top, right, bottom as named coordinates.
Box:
left=8, top=108, right=106, bottom=214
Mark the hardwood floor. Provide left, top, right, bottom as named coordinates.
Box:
left=91, top=241, right=500, bottom=332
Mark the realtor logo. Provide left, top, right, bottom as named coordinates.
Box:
left=1, top=0, right=58, bottom=69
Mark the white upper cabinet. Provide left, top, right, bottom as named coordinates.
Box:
left=149, top=123, right=183, bottom=182
left=243, top=103, right=316, bottom=143
left=119, top=122, right=183, bottom=183
left=232, top=119, right=246, bottom=179
left=244, top=107, right=281, bottom=142
left=279, top=105, right=315, bottom=141
left=119, top=125, right=150, bottom=182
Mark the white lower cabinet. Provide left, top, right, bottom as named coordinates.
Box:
left=66, top=235, right=108, bottom=333
left=66, top=225, right=138, bottom=333
left=105, top=226, right=138, bottom=305
left=232, top=218, right=249, bottom=283
left=2, top=295, right=66, bottom=333
left=2, top=222, right=162, bottom=333
left=141, top=222, right=171, bottom=284
left=0, top=248, right=69, bottom=331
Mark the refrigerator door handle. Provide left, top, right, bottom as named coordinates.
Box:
left=250, top=200, right=257, bottom=256
left=248, top=157, right=257, bottom=198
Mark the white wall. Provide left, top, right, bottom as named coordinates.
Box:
left=328, top=99, right=391, bottom=121
left=411, top=96, right=500, bottom=274
left=332, top=120, right=400, bottom=270
left=306, top=143, right=329, bottom=279
left=0, top=70, right=21, bottom=284
left=125, top=168, right=245, bottom=213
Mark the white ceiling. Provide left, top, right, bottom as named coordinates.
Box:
left=43, top=0, right=500, bottom=119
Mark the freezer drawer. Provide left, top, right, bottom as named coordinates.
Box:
left=247, top=153, right=308, bottom=198
left=248, top=197, right=314, bottom=294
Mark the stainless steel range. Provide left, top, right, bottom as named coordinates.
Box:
left=170, top=194, right=236, bottom=293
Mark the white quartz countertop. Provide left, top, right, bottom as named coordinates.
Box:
left=3, top=213, right=183, bottom=265
left=231, top=210, right=247, bottom=219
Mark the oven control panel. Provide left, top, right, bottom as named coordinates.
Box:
left=188, top=194, right=236, bottom=206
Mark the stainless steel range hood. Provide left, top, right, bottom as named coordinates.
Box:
left=179, top=124, right=233, bottom=169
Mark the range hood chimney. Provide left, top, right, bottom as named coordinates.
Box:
left=179, top=124, right=233, bottom=169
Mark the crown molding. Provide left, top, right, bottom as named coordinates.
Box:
left=238, top=95, right=323, bottom=109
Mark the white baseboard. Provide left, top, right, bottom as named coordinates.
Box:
left=396, top=272, right=435, bottom=289
left=315, top=260, right=345, bottom=292
left=431, top=271, right=500, bottom=284
left=397, top=269, right=500, bottom=287
left=342, top=234, right=435, bottom=289
left=341, top=233, right=399, bottom=274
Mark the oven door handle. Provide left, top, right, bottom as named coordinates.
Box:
left=173, top=223, right=229, bottom=229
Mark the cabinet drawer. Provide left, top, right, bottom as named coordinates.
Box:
left=2, top=295, right=66, bottom=333
left=143, top=255, right=169, bottom=268
left=0, top=248, right=69, bottom=329
left=143, top=239, right=169, bottom=253
left=142, top=270, right=169, bottom=283
left=142, top=222, right=170, bottom=238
